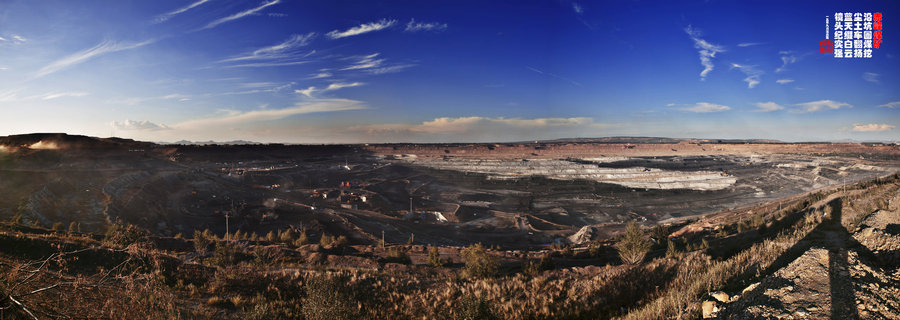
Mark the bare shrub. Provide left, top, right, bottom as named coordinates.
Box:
left=522, top=253, right=554, bottom=276
left=461, top=243, right=499, bottom=278
left=427, top=246, right=445, bottom=267
left=303, top=273, right=357, bottom=320
left=193, top=230, right=212, bottom=255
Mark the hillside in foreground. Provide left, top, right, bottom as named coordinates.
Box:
left=1, top=171, right=898, bottom=319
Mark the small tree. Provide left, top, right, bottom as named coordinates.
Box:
left=295, top=227, right=309, bottom=246
left=453, top=295, right=498, bottom=320
left=461, top=243, right=499, bottom=278
left=279, top=229, right=295, bottom=243
left=194, top=230, right=212, bottom=255
left=384, top=247, right=412, bottom=264
left=427, top=246, right=444, bottom=267
left=617, top=221, right=651, bottom=265
left=319, top=234, right=334, bottom=247
left=650, top=224, right=669, bottom=246
left=665, top=239, right=680, bottom=259
left=68, top=221, right=80, bottom=233
left=334, top=235, right=348, bottom=247
left=51, top=222, right=64, bottom=232
left=104, top=222, right=149, bottom=247
left=588, top=241, right=605, bottom=258
left=522, top=253, right=554, bottom=277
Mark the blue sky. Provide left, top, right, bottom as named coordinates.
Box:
left=0, top=0, right=897, bottom=143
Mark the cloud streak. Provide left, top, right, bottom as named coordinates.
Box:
left=219, top=32, right=316, bottom=68
left=175, top=99, right=367, bottom=129
left=348, top=116, right=603, bottom=142
left=731, top=63, right=762, bottom=88
left=685, top=25, right=725, bottom=80
left=526, top=66, right=582, bottom=86
left=877, top=101, right=900, bottom=108
left=327, top=19, right=397, bottom=39
left=679, top=102, right=731, bottom=113
left=35, top=39, right=154, bottom=78
left=776, top=79, right=794, bottom=84
left=405, top=19, right=448, bottom=32
left=113, top=120, right=171, bottom=131
left=295, top=82, right=365, bottom=98
left=204, top=0, right=280, bottom=30
left=155, top=0, right=211, bottom=23
left=42, top=92, right=89, bottom=100
left=793, top=100, right=852, bottom=113
left=753, top=102, right=784, bottom=112
left=852, top=123, right=895, bottom=132
left=341, top=53, right=384, bottom=70
left=775, top=51, right=797, bottom=73
left=863, top=72, right=880, bottom=83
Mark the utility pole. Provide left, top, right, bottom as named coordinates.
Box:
left=409, top=197, right=413, bottom=214
left=381, top=230, right=385, bottom=248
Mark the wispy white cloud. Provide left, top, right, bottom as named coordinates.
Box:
left=175, top=98, right=367, bottom=129
left=405, top=19, right=448, bottom=32
left=341, top=53, right=384, bottom=70
left=355, top=117, right=595, bottom=134
left=295, top=87, right=316, bottom=98
left=106, top=92, right=195, bottom=105
left=793, top=100, right=852, bottom=113
left=679, top=102, right=731, bottom=113
left=526, top=66, right=582, bottom=86
left=237, top=82, right=276, bottom=89
left=219, top=82, right=293, bottom=95
left=12, top=35, right=26, bottom=42
left=161, top=93, right=192, bottom=101
left=324, top=82, right=364, bottom=91
left=308, top=72, right=332, bottom=79
left=775, top=51, right=797, bottom=73
left=346, top=116, right=607, bottom=142
left=863, top=72, right=880, bottom=83
left=737, top=42, right=763, bottom=47
left=775, top=79, right=794, bottom=84
left=155, top=0, right=211, bottom=23
left=203, top=0, right=280, bottom=30
left=223, top=60, right=312, bottom=68
left=35, top=39, right=155, bottom=78
left=42, top=92, right=88, bottom=100
left=327, top=19, right=397, bottom=39
left=367, top=64, right=416, bottom=74
left=112, top=120, right=171, bottom=131
left=572, top=3, right=584, bottom=14
left=753, top=102, right=784, bottom=112
left=730, top=63, right=762, bottom=88
left=684, top=25, right=725, bottom=80
left=877, top=101, right=900, bottom=108
left=220, top=32, right=315, bottom=63
left=852, top=123, right=895, bottom=132
left=295, top=82, right=365, bottom=97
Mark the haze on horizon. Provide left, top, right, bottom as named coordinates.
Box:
left=0, top=0, right=897, bottom=143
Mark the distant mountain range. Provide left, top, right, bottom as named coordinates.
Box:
left=0, top=133, right=896, bottom=148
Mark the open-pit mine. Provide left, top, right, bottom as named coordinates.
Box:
left=2, top=133, right=900, bottom=319
left=2, top=134, right=897, bottom=248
